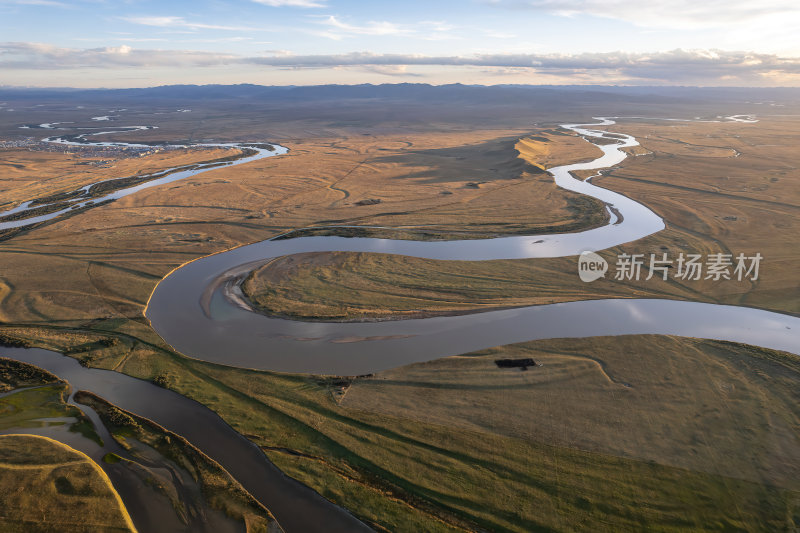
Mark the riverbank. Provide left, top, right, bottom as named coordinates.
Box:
left=0, top=356, right=282, bottom=533
left=239, top=116, right=800, bottom=322
left=3, top=328, right=798, bottom=532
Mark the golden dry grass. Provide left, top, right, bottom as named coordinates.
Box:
left=514, top=130, right=601, bottom=170
left=0, top=127, right=605, bottom=333
left=0, top=434, right=136, bottom=533
left=109, top=128, right=605, bottom=236
left=0, top=147, right=240, bottom=209
left=343, top=335, right=800, bottom=491
left=241, top=250, right=700, bottom=320
left=596, top=116, right=800, bottom=313
left=242, top=116, right=800, bottom=319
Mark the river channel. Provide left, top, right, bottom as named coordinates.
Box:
left=3, top=114, right=797, bottom=532
left=144, top=117, right=798, bottom=375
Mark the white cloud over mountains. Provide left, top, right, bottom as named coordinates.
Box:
left=0, top=42, right=239, bottom=69
left=2, top=42, right=799, bottom=85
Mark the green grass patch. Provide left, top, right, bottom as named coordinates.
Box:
left=102, top=452, right=122, bottom=464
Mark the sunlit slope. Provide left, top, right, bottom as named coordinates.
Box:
left=0, top=434, right=136, bottom=533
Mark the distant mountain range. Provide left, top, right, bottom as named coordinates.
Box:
left=2, top=83, right=799, bottom=105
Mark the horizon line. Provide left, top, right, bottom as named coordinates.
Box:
left=3, top=82, right=800, bottom=91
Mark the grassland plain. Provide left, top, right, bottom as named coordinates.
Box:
left=0, top=126, right=606, bottom=336
left=1, top=107, right=798, bottom=531
left=242, top=116, right=800, bottom=319
left=1, top=327, right=798, bottom=532
left=0, top=147, right=242, bottom=211
left=0, top=434, right=136, bottom=533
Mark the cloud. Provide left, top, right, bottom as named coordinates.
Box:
left=0, top=42, right=238, bottom=69
left=314, top=15, right=413, bottom=38
left=311, top=16, right=457, bottom=40
left=481, top=29, right=517, bottom=39
left=122, top=16, right=257, bottom=32
left=246, top=49, right=800, bottom=83
left=246, top=49, right=800, bottom=73
left=485, top=0, right=800, bottom=30
left=2, top=42, right=800, bottom=84
left=251, top=0, right=325, bottom=7
left=357, top=65, right=424, bottom=77
left=0, top=0, right=68, bottom=6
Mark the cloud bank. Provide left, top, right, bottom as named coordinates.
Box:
left=2, top=42, right=799, bottom=85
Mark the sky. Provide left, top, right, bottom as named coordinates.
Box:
left=1, top=0, right=799, bottom=87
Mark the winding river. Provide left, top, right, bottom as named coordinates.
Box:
left=10, top=115, right=796, bottom=375
left=0, top=346, right=371, bottom=533
left=3, top=114, right=799, bottom=532
left=143, top=117, right=799, bottom=375
left=0, top=125, right=287, bottom=231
